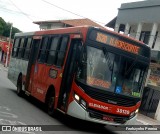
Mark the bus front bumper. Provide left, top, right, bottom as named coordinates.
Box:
left=67, top=100, right=137, bottom=125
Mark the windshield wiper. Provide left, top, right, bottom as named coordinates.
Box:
left=102, top=47, right=112, bottom=71
left=124, top=57, right=138, bottom=76
left=102, top=47, right=114, bottom=82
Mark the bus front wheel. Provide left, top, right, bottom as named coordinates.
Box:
left=17, top=75, right=23, bottom=96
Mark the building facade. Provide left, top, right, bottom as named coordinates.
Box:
left=112, top=1, right=159, bottom=50
left=33, top=18, right=104, bottom=30
left=106, top=0, right=160, bottom=121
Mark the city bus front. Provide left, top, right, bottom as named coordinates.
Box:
left=67, top=28, right=150, bottom=125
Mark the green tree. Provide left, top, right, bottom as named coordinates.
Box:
left=12, top=27, right=21, bottom=38
left=0, top=17, right=21, bottom=39
left=3, top=22, right=11, bottom=37
left=0, top=17, right=6, bottom=35
left=3, top=23, right=21, bottom=39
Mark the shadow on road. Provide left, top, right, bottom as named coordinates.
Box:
left=8, top=88, right=117, bottom=134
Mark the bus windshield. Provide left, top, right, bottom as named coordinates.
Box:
left=76, top=45, right=148, bottom=98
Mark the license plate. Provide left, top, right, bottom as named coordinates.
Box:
left=102, top=116, right=114, bottom=121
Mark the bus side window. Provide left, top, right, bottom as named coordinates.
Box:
left=17, top=38, right=25, bottom=58
left=46, top=36, right=60, bottom=65
left=12, top=38, right=20, bottom=57
left=21, top=38, right=27, bottom=58
left=56, top=36, right=69, bottom=67
left=38, top=37, right=49, bottom=63
left=23, top=38, right=32, bottom=60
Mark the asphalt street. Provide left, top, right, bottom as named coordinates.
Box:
left=0, top=66, right=115, bottom=134
left=0, top=65, right=159, bottom=134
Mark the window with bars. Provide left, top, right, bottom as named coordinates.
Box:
left=139, top=31, right=150, bottom=45
left=23, top=38, right=32, bottom=60
left=38, top=37, right=49, bottom=63
left=12, top=37, right=33, bottom=60
left=12, top=38, right=20, bottom=57
left=17, top=38, right=25, bottom=58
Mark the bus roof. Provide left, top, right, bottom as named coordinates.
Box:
left=14, top=26, right=145, bottom=45
left=15, top=31, right=35, bottom=37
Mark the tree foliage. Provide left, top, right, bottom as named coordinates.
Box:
left=0, top=17, right=6, bottom=35
left=0, top=17, right=21, bottom=39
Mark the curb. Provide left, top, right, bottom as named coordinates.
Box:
left=136, top=120, right=160, bottom=130
left=137, top=114, right=160, bottom=129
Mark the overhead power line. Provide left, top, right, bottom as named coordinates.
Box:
left=0, top=6, right=44, bottom=20
left=40, top=0, right=106, bottom=26
left=5, top=0, right=107, bottom=26
left=0, top=6, right=29, bottom=15
left=9, top=0, right=33, bottom=21
left=0, top=0, right=45, bottom=21
left=41, top=0, right=85, bottom=19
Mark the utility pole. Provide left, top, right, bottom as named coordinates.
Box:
left=5, top=23, right=13, bottom=67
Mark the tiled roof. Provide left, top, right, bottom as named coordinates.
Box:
left=61, top=19, right=104, bottom=28
left=33, top=18, right=104, bottom=28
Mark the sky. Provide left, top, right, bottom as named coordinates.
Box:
left=0, top=0, right=143, bottom=32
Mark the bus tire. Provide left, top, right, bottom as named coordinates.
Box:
left=17, top=75, right=23, bottom=97
left=46, top=90, right=55, bottom=116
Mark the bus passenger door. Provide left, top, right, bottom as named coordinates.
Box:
left=58, top=38, right=82, bottom=111
left=25, top=37, right=41, bottom=94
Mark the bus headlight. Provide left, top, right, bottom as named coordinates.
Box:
left=74, top=93, right=87, bottom=109
left=135, top=109, right=139, bottom=114
left=74, top=94, right=80, bottom=102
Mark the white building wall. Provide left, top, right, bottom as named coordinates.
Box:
left=113, top=0, right=160, bottom=122
left=40, top=23, right=65, bottom=30
left=51, top=23, right=65, bottom=29
left=129, top=23, right=152, bottom=39
left=154, top=27, right=160, bottom=51
left=126, top=23, right=160, bottom=51
left=135, top=23, right=143, bottom=40
left=142, top=23, right=152, bottom=31
left=40, top=25, right=47, bottom=30
left=129, top=25, right=137, bottom=39
left=115, top=0, right=160, bottom=51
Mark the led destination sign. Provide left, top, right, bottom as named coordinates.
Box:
left=88, top=30, right=150, bottom=57
left=96, top=32, right=140, bottom=54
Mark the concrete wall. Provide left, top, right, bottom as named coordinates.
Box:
left=117, top=0, right=160, bottom=24
left=115, top=0, right=160, bottom=51
left=114, top=0, right=160, bottom=121
left=129, top=23, right=160, bottom=50
left=40, top=23, right=65, bottom=30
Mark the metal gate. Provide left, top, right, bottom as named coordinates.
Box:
left=139, top=87, right=160, bottom=118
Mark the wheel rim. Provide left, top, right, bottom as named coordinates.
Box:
left=48, top=96, right=55, bottom=115
left=17, top=82, right=21, bottom=93
left=48, top=97, right=54, bottom=110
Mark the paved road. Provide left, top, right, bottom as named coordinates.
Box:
left=0, top=65, right=159, bottom=134
left=0, top=66, right=115, bottom=134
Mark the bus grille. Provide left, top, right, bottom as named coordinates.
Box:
left=88, top=109, right=128, bottom=124
left=85, top=89, right=136, bottom=107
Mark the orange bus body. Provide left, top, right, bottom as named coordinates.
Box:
left=8, top=26, right=150, bottom=125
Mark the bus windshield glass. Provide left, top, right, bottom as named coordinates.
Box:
left=76, top=45, right=148, bottom=98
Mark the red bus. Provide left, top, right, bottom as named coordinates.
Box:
left=8, top=26, right=150, bottom=125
